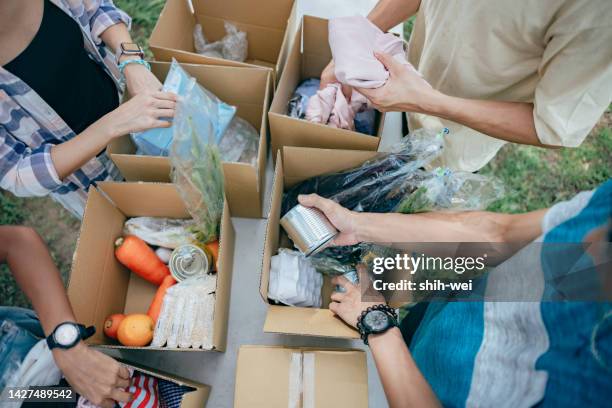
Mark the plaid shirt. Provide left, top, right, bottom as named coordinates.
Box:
left=0, top=0, right=130, bottom=217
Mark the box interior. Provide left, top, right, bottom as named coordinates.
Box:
left=150, top=0, right=295, bottom=70
left=107, top=62, right=271, bottom=218
left=269, top=16, right=384, bottom=156
left=260, top=148, right=378, bottom=338
left=68, top=182, right=234, bottom=351
left=234, top=345, right=368, bottom=408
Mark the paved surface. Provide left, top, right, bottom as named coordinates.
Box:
left=105, top=2, right=403, bottom=406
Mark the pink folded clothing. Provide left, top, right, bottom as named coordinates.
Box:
left=305, top=84, right=369, bottom=131
left=329, top=15, right=409, bottom=89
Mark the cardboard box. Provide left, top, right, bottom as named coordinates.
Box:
left=116, top=359, right=210, bottom=407
left=234, top=345, right=368, bottom=408
left=261, top=147, right=380, bottom=339
left=107, top=61, right=271, bottom=218
left=68, top=182, right=235, bottom=351
left=268, top=16, right=385, bottom=158
left=149, top=0, right=297, bottom=80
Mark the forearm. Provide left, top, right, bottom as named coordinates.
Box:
left=99, top=22, right=132, bottom=60
left=368, top=0, right=421, bottom=32
left=0, top=227, right=75, bottom=335
left=50, top=118, right=115, bottom=180
left=355, top=210, right=546, bottom=243
left=422, top=93, right=543, bottom=146
left=369, top=327, right=440, bottom=408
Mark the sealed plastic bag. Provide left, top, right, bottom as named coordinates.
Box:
left=132, top=59, right=236, bottom=157
left=170, top=71, right=226, bottom=243
left=193, top=21, right=248, bottom=62
left=218, top=117, right=259, bottom=165
left=123, top=217, right=202, bottom=248
left=281, top=128, right=446, bottom=215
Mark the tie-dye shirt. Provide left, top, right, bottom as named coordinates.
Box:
left=0, top=0, right=130, bottom=217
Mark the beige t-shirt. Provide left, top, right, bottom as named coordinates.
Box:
left=407, top=0, right=612, bottom=172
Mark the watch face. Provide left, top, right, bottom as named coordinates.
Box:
left=122, top=43, right=141, bottom=53
left=54, top=323, right=79, bottom=346
left=363, top=310, right=390, bottom=332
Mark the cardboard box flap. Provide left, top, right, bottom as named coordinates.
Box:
left=264, top=305, right=359, bottom=339
left=67, top=188, right=129, bottom=345
left=269, top=21, right=301, bottom=115
left=192, top=0, right=294, bottom=31
left=212, top=200, right=234, bottom=349
left=302, top=16, right=332, bottom=60
left=97, top=182, right=190, bottom=219
left=149, top=0, right=195, bottom=50
left=311, top=350, right=369, bottom=408
left=116, top=359, right=207, bottom=389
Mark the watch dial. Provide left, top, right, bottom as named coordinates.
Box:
left=55, top=324, right=79, bottom=346
left=364, top=310, right=390, bottom=332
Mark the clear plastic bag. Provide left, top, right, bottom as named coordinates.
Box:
left=132, top=59, right=236, bottom=157
left=170, top=69, right=226, bottom=243
left=218, top=117, right=259, bottom=165
left=281, top=128, right=446, bottom=215
left=193, top=21, right=248, bottom=62
left=123, top=217, right=200, bottom=248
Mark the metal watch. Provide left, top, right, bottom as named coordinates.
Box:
left=46, top=322, right=95, bottom=350
left=357, top=304, right=398, bottom=345
left=116, top=42, right=144, bottom=62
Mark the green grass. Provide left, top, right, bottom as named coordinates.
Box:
left=114, top=0, right=166, bottom=57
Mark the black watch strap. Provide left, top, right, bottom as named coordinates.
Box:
left=357, top=304, right=398, bottom=345
left=46, top=322, right=96, bottom=350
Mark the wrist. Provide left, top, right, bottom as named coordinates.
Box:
left=368, top=326, right=402, bottom=348
left=353, top=212, right=371, bottom=243
left=415, top=89, right=449, bottom=116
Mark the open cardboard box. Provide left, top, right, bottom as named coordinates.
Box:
left=115, top=359, right=210, bottom=407
left=68, top=182, right=235, bottom=351
left=261, top=147, right=382, bottom=339
left=234, top=345, right=368, bottom=408
left=149, top=0, right=297, bottom=81
left=107, top=61, right=271, bottom=219
left=269, top=15, right=385, bottom=158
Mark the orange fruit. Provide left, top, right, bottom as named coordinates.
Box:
left=117, top=314, right=154, bottom=347
left=103, top=313, right=125, bottom=339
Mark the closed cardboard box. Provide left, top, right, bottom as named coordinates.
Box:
left=260, top=147, right=382, bottom=339
left=269, top=16, right=385, bottom=158
left=234, top=345, right=368, bottom=408
left=150, top=0, right=297, bottom=80
left=68, top=182, right=235, bottom=351
left=107, top=62, right=271, bottom=218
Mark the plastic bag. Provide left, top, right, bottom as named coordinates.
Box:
left=193, top=21, right=248, bottom=62
left=218, top=117, right=259, bottom=165
left=170, top=70, right=226, bottom=243
left=123, top=217, right=201, bottom=248
left=132, top=59, right=236, bottom=157
left=281, top=128, right=446, bottom=215
left=268, top=249, right=322, bottom=307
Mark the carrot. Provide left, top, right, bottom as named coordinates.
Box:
left=147, top=275, right=176, bottom=322
left=205, top=241, right=219, bottom=270
left=115, top=235, right=170, bottom=285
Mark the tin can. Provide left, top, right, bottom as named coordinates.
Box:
left=280, top=204, right=339, bottom=257
left=169, top=244, right=211, bottom=281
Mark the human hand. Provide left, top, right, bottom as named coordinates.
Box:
left=356, top=52, right=438, bottom=113
left=298, top=194, right=361, bottom=246
left=320, top=60, right=352, bottom=98
left=329, top=273, right=386, bottom=328
left=98, top=91, right=177, bottom=139
left=53, top=342, right=131, bottom=407
left=123, top=62, right=163, bottom=97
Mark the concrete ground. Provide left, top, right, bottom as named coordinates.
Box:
left=105, top=2, right=403, bottom=406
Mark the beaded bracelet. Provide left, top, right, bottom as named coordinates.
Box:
left=118, top=59, right=151, bottom=85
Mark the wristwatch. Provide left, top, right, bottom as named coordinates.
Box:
left=116, top=42, right=144, bottom=62
left=357, top=304, right=398, bottom=345
left=46, top=322, right=96, bottom=350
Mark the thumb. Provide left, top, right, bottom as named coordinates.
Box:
left=298, top=193, right=332, bottom=214
left=374, top=51, right=401, bottom=75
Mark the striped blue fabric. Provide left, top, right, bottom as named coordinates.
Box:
left=0, top=0, right=128, bottom=217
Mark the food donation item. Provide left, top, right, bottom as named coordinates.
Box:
left=268, top=249, right=323, bottom=307
left=103, top=314, right=125, bottom=339
left=280, top=205, right=338, bottom=257
left=123, top=217, right=200, bottom=248
left=115, top=235, right=171, bottom=285
left=147, top=275, right=177, bottom=323
left=117, top=314, right=154, bottom=347
left=169, top=244, right=212, bottom=281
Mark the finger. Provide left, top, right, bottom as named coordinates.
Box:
left=330, top=291, right=345, bottom=302
left=151, top=120, right=173, bottom=129
left=298, top=194, right=334, bottom=214
left=153, top=91, right=178, bottom=101
left=115, top=376, right=130, bottom=389
left=153, top=99, right=177, bottom=109
left=118, top=365, right=130, bottom=380
left=153, top=108, right=176, bottom=118
left=110, top=389, right=133, bottom=403
left=374, top=51, right=401, bottom=75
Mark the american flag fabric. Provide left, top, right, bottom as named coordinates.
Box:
left=121, top=372, right=160, bottom=408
